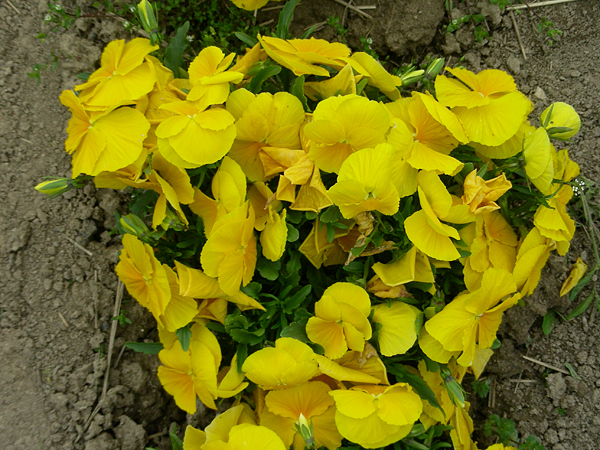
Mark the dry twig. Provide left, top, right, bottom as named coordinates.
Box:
left=330, top=0, right=374, bottom=20
left=507, top=0, right=578, bottom=11
left=6, top=0, right=20, bottom=14
left=522, top=355, right=570, bottom=375
left=510, top=11, right=527, bottom=60
left=65, top=235, right=93, bottom=256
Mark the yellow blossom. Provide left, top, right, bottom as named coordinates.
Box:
left=59, top=90, right=150, bottom=176
left=330, top=384, right=423, bottom=448
left=435, top=67, right=532, bottom=146
left=523, top=127, right=554, bottom=192
left=187, top=46, right=244, bottom=103
left=200, top=203, right=257, bottom=295
left=371, top=301, right=420, bottom=357
left=261, top=381, right=342, bottom=450
left=241, top=337, right=320, bottom=390
left=304, top=95, right=390, bottom=173
left=304, top=64, right=357, bottom=100
left=462, top=170, right=512, bottom=214
left=328, top=144, right=400, bottom=219
left=116, top=234, right=170, bottom=320
left=425, top=268, right=521, bottom=367
left=258, top=35, right=349, bottom=77
left=306, top=282, right=372, bottom=359
left=225, top=89, right=305, bottom=181
left=513, top=227, right=555, bottom=296
left=75, top=38, right=159, bottom=108
left=156, top=100, right=236, bottom=168
left=157, top=322, right=221, bottom=412
left=313, top=343, right=389, bottom=385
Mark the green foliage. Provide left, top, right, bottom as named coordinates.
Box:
left=471, top=378, right=491, bottom=398
left=484, top=414, right=518, bottom=446
left=155, top=0, right=264, bottom=54
left=326, top=15, right=348, bottom=40
left=112, top=309, right=132, bottom=326
left=537, top=17, right=562, bottom=47
left=125, top=342, right=164, bottom=355
left=520, top=435, right=546, bottom=450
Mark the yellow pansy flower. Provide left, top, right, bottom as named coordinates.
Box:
left=304, top=95, right=390, bottom=173
left=404, top=171, right=462, bottom=261
left=463, top=211, right=518, bottom=291
left=187, top=46, right=244, bottom=104
left=189, top=156, right=248, bottom=236
left=417, top=361, right=455, bottom=429
left=75, top=38, right=159, bottom=109
left=157, top=323, right=221, bottom=412
left=229, top=43, right=267, bottom=77
left=230, top=0, right=278, bottom=11
left=449, top=401, right=477, bottom=450
left=261, top=381, right=342, bottom=450
left=371, top=301, right=420, bottom=357
left=523, top=127, right=555, bottom=192
left=471, top=122, right=534, bottom=160
left=241, top=337, right=320, bottom=390
left=304, top=63, right=357, bottom=101
left=330, top=383, right=423, bottom=448
left=372, top=246, right=435, bottom=288
left=425, top=268, right=521, bottom=367
left=436, top=67, right=532, bottom=146
left=314, top=343, right=389, bottom=385
left=258, top=35, right=349, bottom=77
left=225, top=89, right=305, bottom=181
left=260, top=207, right=287, bottom=261
left=60, top=90, right=150, bottom=176
left=462, top=170, right=512, bottom=215
left=201, top=424, right=286, bottom=450
left=328, top=143, right=400, bottom=219
left=298, top=218, right=356, bottom=269
left=115, top=234, right=170, bottom=320
left=306, top=282, right=372, bottom=359
left=513, top=227, right=555, bottom=296
left=200, top=203, right=257, bottom=295
left=386, top=92, right=468, bottom=176
left=344, top=52, right=402, bottom=100
left=533, top=185, right=575, bottom=245
left=156, top=100, right=236, bottom=168
left=94, top=149, right=148, bottom=189
left=175, top=261, right=265, bottom=311
left=158, top=266, right=199, bottom=332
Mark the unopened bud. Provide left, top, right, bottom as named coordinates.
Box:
left=160, top=208, right=185, bottom=231
left=35, top=178, right=70, bottom=196
left=540, top=102, right=580, bottom=140
left=137, top=0, right=160, bottom=45
left=425, top=58, right=445, bottom=79
left=441, top=367, right=465, bottom=408
left=295, top=413, right=315, bottom=448
left=401, top=69, right=425, bottom=86
left=120, top=214, right=149, bottom=238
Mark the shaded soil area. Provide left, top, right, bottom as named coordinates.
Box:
left=0, top=1, right=598, bottom=449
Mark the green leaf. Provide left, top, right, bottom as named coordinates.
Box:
left=301, top=23, right=319, bottom=39
left=236, top=344, right=248, bottom=372
left=564, top=362, right=580, bottom=380
left=326, top=223, right=336, bottom=243
left=124, top=342, right=163, bottom=355
left=283, top=285, right=312, bottom=313
left=291, top=75, right=309, bottom=111
left=247, top=65, right=282, bottom=93
left=276, top=0, right=301, bottom=39
left=234, top=31, right=258, bottom=47
left=568, top=270, right=595, bottom=301
left=164, top=21, right=190, bottom=76
left=542, top=310, right=557, bottom=335
left=386, top=364, right=442, bottom=411
left=170, top=429, right=183, bottom=450
left=286, top=223, right=300, bottom=242
left=280, top=320, right=309, bottom=342
left=566, top=292, right=595, bottom=320
left=176, top=324, right=192, bottom=351
left=356, top=78, right=369, bottom=95
left=320, top=205, right=343, bottom=223
left=230, top=328, right=265, bottom=345
left=77, top=72, right=91, bottom=80
left=257, top=257, right=281, bottom=281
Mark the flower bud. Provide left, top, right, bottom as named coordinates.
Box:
left=425, top=57, right=445, bottom=79
left=137, top=0, right=160, bottom=45
left=540, top=102, right=580, bottom=140
left=400, top=69, right=425, bottom=86
left=295, top=413, right=315, bottom=448
left=35, top=178, right=70, bottom=196
left=441, top=367, right=465, bottom=408
left=120, top=214, right=149, bottom=238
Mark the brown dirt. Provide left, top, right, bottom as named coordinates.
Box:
left=0, top=1, right=598, bottom=449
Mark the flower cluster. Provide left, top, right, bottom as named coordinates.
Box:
left=49, top=26, right=582, bottom=450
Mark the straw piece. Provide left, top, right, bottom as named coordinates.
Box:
left=507, top=0, right=577, bottom=10
left=510, top=11, right=527, bottom=60
left=330, top=0, right=374, bottom=20
left=65, top=235, right=93, bottom=256
left=522, top=355, right=570, bottom=375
